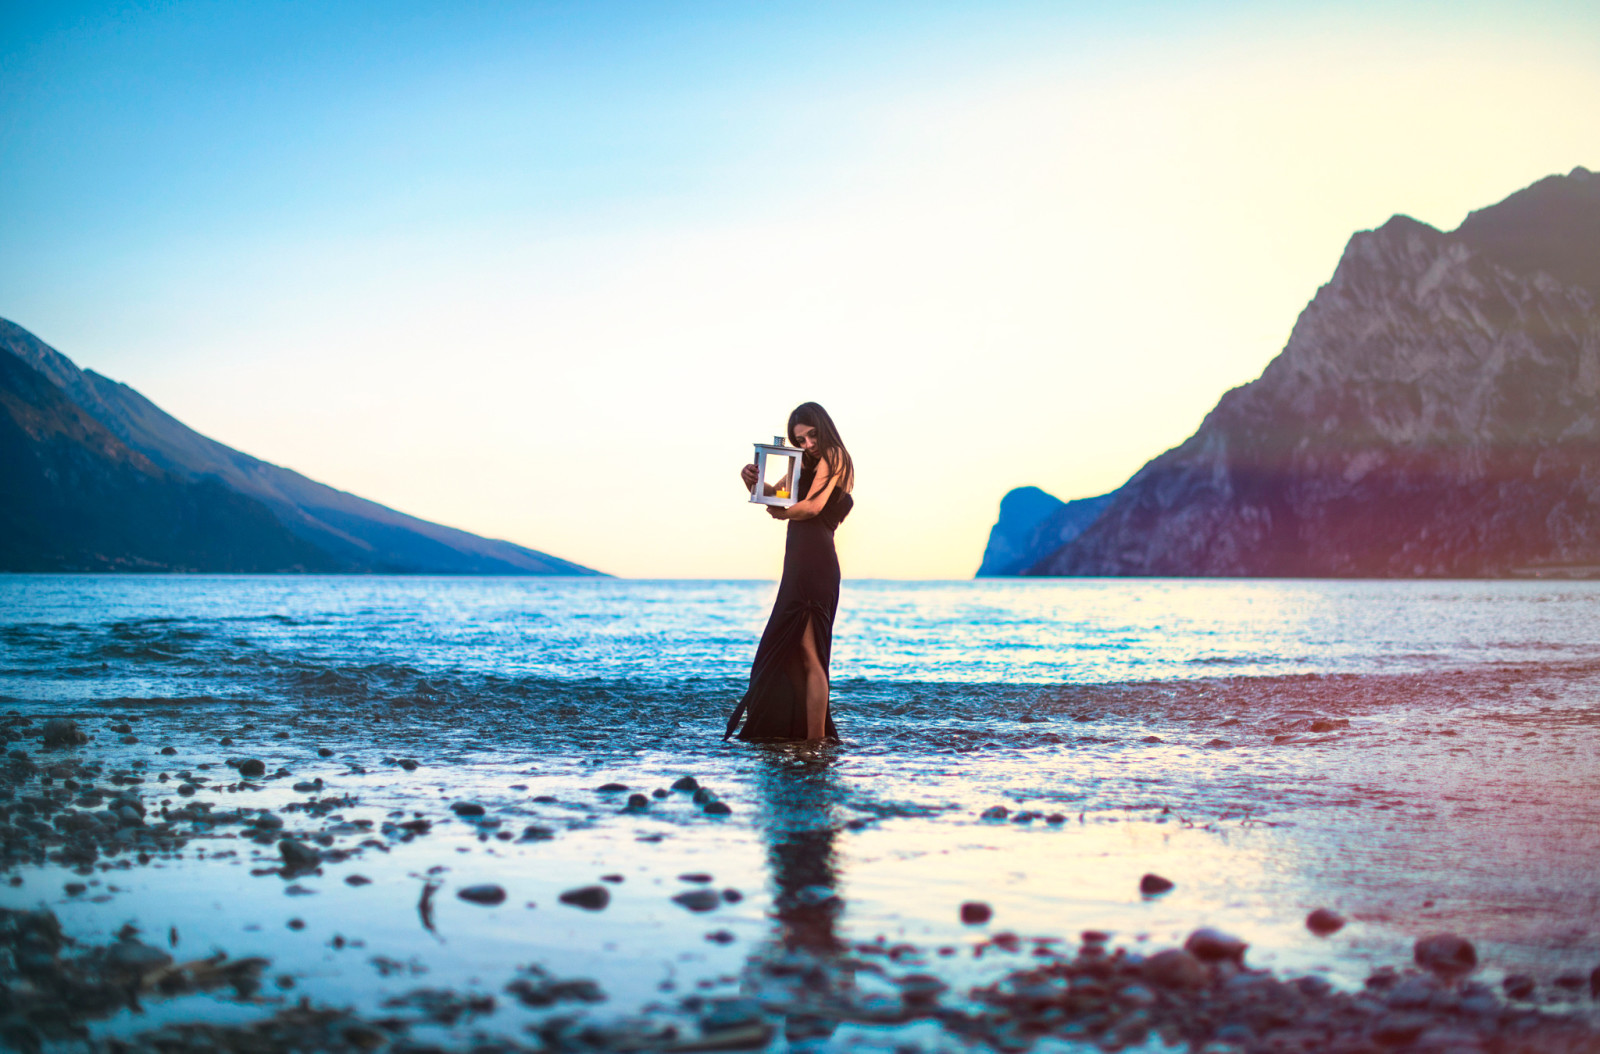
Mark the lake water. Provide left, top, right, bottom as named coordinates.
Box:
left=3, top=575, right=1599, bottom=1048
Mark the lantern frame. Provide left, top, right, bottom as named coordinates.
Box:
left=750, top=436, right=805, bottom=508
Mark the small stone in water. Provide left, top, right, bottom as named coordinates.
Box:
left=237, top=758, right=265, bottom=777
left=458, top=884, right=507, bottom=906
left=559, top=885, right=610, bottom=911
left=705, top=929, right=736, bottom=944
left=960, top=901, right=992, bottom=925
left=601, top=874, right=624, bottom=883
left=1139, top=873, right=1175, bottom=895
left=279, top=838, right=321, bottom=871
left=345, top=874, right=372, bottom=886
left=679, top=873, right=714, bottom=883
left=1141, top=735, right=1163, bottom=743
left=673, top=889, right=722, bottom=912
left=286, top=918, right=306, bottom=930
left=703, top=801, right=731, bottom=816
left=720, top=889, right=742, bottom=903
left=980, top=805, right=1009, bottom=820
left=1185, top=927, right=1248, bottom=963
left=397, top=758, right=419, bottom=771
left=1306, top=908, right=1346, bottom=935
left=1414, top=933, right=1477, bottom=975
left=317, top=747, right=334, bottom=758
left=1502, top=974, right=1536, bottom=999
left=159, top=746, right=177, bottom=756
left=597, top=782, right=629, bottom=792
left=1142, top=949, right=1206, bottom=989
left=672, top=776, right=699, bottom=791
left=451, top=802, right=486, bottom=817
left=625, top=793, right=649, bottom=809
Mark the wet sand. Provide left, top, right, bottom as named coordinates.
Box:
left=4, top=657, right=1600, bottom=1052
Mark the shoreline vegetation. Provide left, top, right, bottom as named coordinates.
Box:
left=4, top=712, right=1598, bottom=1054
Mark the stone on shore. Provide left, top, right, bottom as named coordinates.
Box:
left=1307, top=908, right=1346, bottom=935
left=1139, top=873, right=1175, bottom=895
left=1414, top=933, right=1477, bottom=975
left=960, top=901, right=993, bottom=925
left=559, top=885, right=610, bottom=911
left=278, top=838, right=320, bottom=871
left=42, top=719, right=87, bottom=748
left=1185, top=927, right=1248, bottom=963
left=237, top=758, right=266, bottom=778
left=458, top=884, right=507, bottom=906
left=1142, top=948, right=1207, bottom=989
left=672, top=889, right=722, bottom=912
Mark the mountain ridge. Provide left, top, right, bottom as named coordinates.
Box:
left=994, top=167, right=1600, bottom=578
left=0, top=320, right=604, bottom=575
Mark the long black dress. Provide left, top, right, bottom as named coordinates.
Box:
left=724, top=461, right=853, bottom=741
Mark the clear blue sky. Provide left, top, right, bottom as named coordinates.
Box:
left=3, top=1, right=1597, bottom=575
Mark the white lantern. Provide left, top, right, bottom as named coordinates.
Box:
left=750, top=436, right=805, bottom=508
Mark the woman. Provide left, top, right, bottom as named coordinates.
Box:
left=724, top=402, right=855, bottom=742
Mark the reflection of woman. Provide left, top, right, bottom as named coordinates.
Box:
left=725, top=402, right=855, bottom=742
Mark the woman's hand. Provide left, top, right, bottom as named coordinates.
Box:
left=740, top=463, right=758, bottom=490
left=766, top=504, right=789, bottom=520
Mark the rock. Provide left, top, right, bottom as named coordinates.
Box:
left=317, top=747, right=334, bottom=757
left=1414, top=933, right=1477, bottom=975
left=345, top=874, right=372, bottom=886
left=237, top=758, right=266, bottom=778
left=118, top=734, right=139, bottom=744
left=177, top=783, right=196, bottom=796
left=679, top=872, right=714, bottom=883
left=287, top=918, right=305, bottom=930
left=1306, top=908, right=1346, bottom=935
left=458, top=884, right=507, bottom=906
left=64, top=881, right=87, bottom=896
left=705, top=929, right=735, bottom=944
left=671, top=776, right=699, bottom=790
left=1371, top=1011, right=1431, bottom=1045
left=1502, top=974, right=1536, bottom=999
left=720, top=889, right=742, bottom=903
left=960, top=901, right=993, bottom=925
left=1141, top=735, right=1163, bottom=743
left=600, top=874, right=624, bottom=884
left=692, top=788, right=713, bottom=804
left=1142, top=949, right=1207, bottom=989
left=558, top=885, right=610, bottom=911
left=41, top=719, right=87, bottom=748
left=518, top=824, right=556, bottom=841
left=252, top=811, right=285, bottom=830
left=107, top=937, right=173, bottom=973
left=672, top=889, right=722, bottom=912
left=980, top=805, right=1009, bottom=820
left=1185, top=928, right=1248, bottom=963
left=292, top=781, right=317, bottom=792
left=652, top=788, right=668, bottom=798
left=703, top=801, right=731, bottom=816
left=596, top=782, right=628, bottom=792
left=284, top=883, right=316, bottom=896
left=1554, top=971, right=1585, bottom=989
left=897, top=973, right=949, bottom=1002
left=625, top=793, right=650, bottom=809
left=159, top=746, right=177, bottom=755
left=1204, top=738, right=1232, bottom=748
left=1139, top=873, right=1175, bottom=895
left=278, top=838, right=321, bottom=871
left=450, top=801, right=486, bottom=817
left=1384, top=976, right=1437, bottom=1009
left=397, top=758, right=419, bottom=771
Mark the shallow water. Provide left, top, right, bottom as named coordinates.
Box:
left=3, top=575, right=1599, bottom=1047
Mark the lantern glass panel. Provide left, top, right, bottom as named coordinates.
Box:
left=762, top=456, right=797, bottom=499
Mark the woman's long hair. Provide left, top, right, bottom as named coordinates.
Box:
left=788, top=402, right=854, bottom=492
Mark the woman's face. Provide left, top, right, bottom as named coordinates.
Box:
left=792, top=423, right=818, bottom=454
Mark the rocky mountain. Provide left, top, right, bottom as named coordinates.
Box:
left=1019, top=166, right=1600, bottom=577
left=0, top=348, right=344, bottom=572
left=976, top=486, right=1116, bottom=576
left=0, top=320, right=603, bottom=575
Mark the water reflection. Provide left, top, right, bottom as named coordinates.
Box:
left=744, top=747, right=849, bottom=1045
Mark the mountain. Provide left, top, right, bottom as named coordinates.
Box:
left=1019, top=166, right=1600, bottom=578
left=0, top=348, right=343, bottom=572
left=0, top=320, right=603, bottom=575
left=976, top=486, right=1116, bottom=576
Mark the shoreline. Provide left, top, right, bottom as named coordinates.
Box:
left=5, top=678, right=1600, bottom=1054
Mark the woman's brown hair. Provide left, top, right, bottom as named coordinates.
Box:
left=787, top=402, right=854, bottom=492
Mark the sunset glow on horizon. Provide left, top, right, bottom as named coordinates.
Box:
left=4, top=1, right=1597, bottom=577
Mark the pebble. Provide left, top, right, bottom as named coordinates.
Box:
left=1371, top=1011, right=1431, bottom=1045
left=450, top=802, right=486, bottom=817
left=316, top=747, right=334, bottom=758
left=344, top=875, right=372, bottom=887
left=41, top=719, right=87, bottom=748
left=980, top=805, right=1010, bottom=820
left=1139, top=873, right=1175, bottom=895
left=703, top=801, right=731, bottom=816
left=1142, top=948, right=1207, bottom=989
left=601, top=874, right=624, bottom=884
left=671, top=776, right=699, bottom=790
left=237, top=759, right=265, bottom=778
left=679, top=873, right=714, bottom=884
left=1414, top=933, right=1477, bottom=975
left=625, top=793, right=650, bottom=809
left=596, top=782, right=629, bottom=792
left=705, top=930, right=735, bottom=944
left=159, top=746, right=177, bottom=756
left=1204, top=738, right=1232, bottom=748
left=960, top=901, right=993, bottom=925
left=720, top=889, right=742, bottom=903
left=457, top=884, right=507, bottom=906
left=558, top=885, right=610, bottom=911
left=1498, top=974, right=1534, bottom=999
left=672, top=889, right=722, bottom=912
left=1185, top=928, right=1248, bottom=963
left=278, top=838, right=321, bottom=871
left=1306, top=908, right=1346, bottom=935
left=397, top=758, right=419, bottom=771
left=519, top=825, right=556, bottom=841
left=1141, top=735, right=1163, bottom=743
left=286, top=918, right=305, bottom=930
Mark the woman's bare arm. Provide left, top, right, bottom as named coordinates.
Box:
left=768, top=460, right=837, bottom=520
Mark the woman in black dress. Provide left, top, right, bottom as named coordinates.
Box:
left=724, top=402, right=854, bottom=742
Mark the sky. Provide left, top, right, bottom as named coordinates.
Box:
left=3, top=1, right=1598, bottom=578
